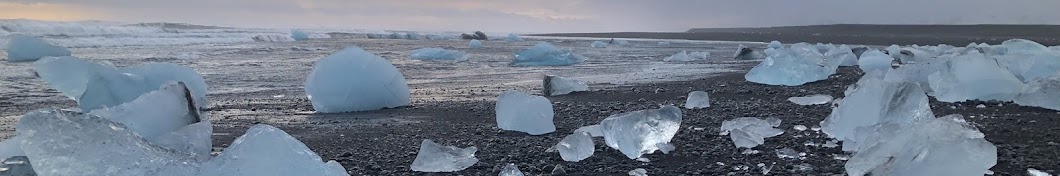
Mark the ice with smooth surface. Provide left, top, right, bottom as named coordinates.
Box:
left=928, top=52, right=1025, bottom=102
left=0, top=136, right=25, bottom=160
left=512, top=42, right=587, bottom=66
left=1014, top=73, right=1060, bottom=110
left=574, top=125, right=603, bottom=137
left=495, top=90, right=556, bottom=135
left=291, top=29, right=309, bottom=41
left=591, top=41, right=607, bottom=48
left=505, top=33, right=523, bottom=42
left=6, top=34, right=71, bottom=62
left=556, top=132, right=594, bottom=162
left=34, top=56, right=209, bottom=111
left=88, top=81, right=201, bottom=140
left=629, top=168, right=648, bottom=176
left=499, top=163, right=525, bottom=176
left=768, top=41, right=783, bottom=49
left=469, top=39, right=482, bottom=48
left=744, top=44, right=834, bottom=86
left=305, top=47, right=411, bottom=113
left=600, top=106, right=683, bottom=159
left=411, top=139, right=478, bottom=172
left=821, top=73, right=934, bottom=151
left=409, top=48, right=468, bottom=62
left=857, top=50, right=893, bottom=73
left=827, top=45, right=859, bottom=66
left=684, top=91, right=710, bottom=109
left=845, top=115, right=997, bottom=176
left=546, top=75, right=589, bottom=96
left=787, top=94, right=833, bottom=105
left=995, top=39, right=1060, bottom=82
left=198, top=124, right=348, bottom=176
left=151, top=121, right=212, bottom=161
left=720, top=117, right=784, bottom=148
left=17, top=109, right=200, bottom=176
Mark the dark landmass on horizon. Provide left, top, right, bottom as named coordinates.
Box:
left=531, top=24, right=1060, bottom=46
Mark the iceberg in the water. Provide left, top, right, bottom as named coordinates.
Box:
left=600, top=106, right=682, bottom=159
left=305, top=47, right=411, bottom=113
left=544, top=75, right=589, bottom=96
left=767, top=41, right=783, bottom=49
left=787, top=94, right=833, bottom=105
left=291, top=29, right=310, bottom=41
left=409, top=48, right=468, bottom=62
left=495, top=90, right=556, bottom=135
left=821, top=72, right=934, bottom=151
left=469, top=39, right=482, bottom=48
left=198, top=124, right=349, bottom=176
left=499, top=163, right=525, bottom=176
left=512, top=42, right=587, bottom=66
left=734, top=45, right=766, bottom=60
left=252, top=34, right=295, bottom=42
left=591, top=41, right=607, bottom=48
left=845, top=115, right=997, bottom=176
left=928, top=52, right=1025, bottom=102
left=857, top=50, right=892, bottom=73
left=505, top=33, right=524, bottom=42
left=684, top=91, right=710, bottom=109
left=34, top=56, right=209, bottom=111
left=744, top=44, right=834, bottom=86
left=556, top=131, right=594, bottom=162
left=1014, top=73, right=1060, bottom=110
left=720, top=117, right=783, bottom=148
left=411, top=139, right=478, bottom=172
left=6, top=34, right=71, bottom=62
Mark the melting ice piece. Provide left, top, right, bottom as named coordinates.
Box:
left=821, top=72, right=934, bottom=151
left=664, top=51, right=695, bottom=62
left=543, top=75, right=589, bottom=96
left=591, top=41, right=607, bottom=48
left=615, top=39, right=631, bottom=45
left=574, top=125, right=603, bottom=137
left=600, top=106, right=682, bottom=159
left=845, top=115, right=997, bottom=176
left=411, top=139, right=478, bottom=172
left=17, top=109, right=200, bottom=176
left=827, top=45, right=859, bottom=67
left=506, top=33, right=524, bottom=42
left=857, top=50, right=892, bottom=73
left=720, top=117, right=784, bottom=148
left=0, top=156, right=36, bottom=176
left=768, top=41, right=783, bottom=49
left=1014, top=73, right=1060, bottom=110
left=689, top=51, right=711, bottom=60
left=151, top=121, right=212, bottom=161
left=469, top=39, right=482, bottom=48
left=744, top=44, right=834, bottom=86
left=495, top=90, right=556, bottom=135
left=409, top=48, right=468, bottom=62
left=499, top=163, right=525, bottom=176
left=556, top=132, right=594, bottom=162
left=928, top=52, right=1025, bottom=102
left=252, top=34, right=295, bottom=42
left=734, top=45, right=766, bottom=60
left=684, top=91, right=710, bottom=109
left=34, top=56, right=209, bottom=111
left=512, top=42, right=587, bottom=66
left=1028, top=168, right=1052, bottom=176
left=775, top=148, right=799, bottom=159
left=0, top=136, right=25, bottom=160
left=89, top=82, right=201, bottom=140
left=305, top=47, right=411, bottom=113
left=325, top=161, right=349, bottom=176
left=787, top=94, right=833, bottom=105
left=628, top=168, right=648, bottom=176
left=291, top=29, right=310, bottom=41
left=995, top=39, right=1060, bottom=82
left=6, top=34, right=71, bottom=62
left=198, top=124, right=348, bottom=176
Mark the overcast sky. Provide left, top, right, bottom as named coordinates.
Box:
left=2, top=0, right=1059, bottom=33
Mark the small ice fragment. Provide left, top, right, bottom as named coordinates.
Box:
left=793, top=125, right=808, bottom=131
left=305, top=47, right=411, bottom=113
left=1028, top=168, right=1052, bottom=176
left=543, top=75, right=589, bottom=96
left=775, top=148, right=799, bottom=159
left=291, top=29, right=310, bottom=41
left=512, top=42, right=587, bottom=66
left=409, top=48, right=468, bottom=62
left=768, top=41, right=783, bottom=49
left=628, top=168, right=648, bottom=176
left=720, top=117, right=784, bottom=148
left=591, top=41, right=607, bottom=48
left=601, top=106, right=682, bottom=159
left=495, top=90, right=556, bottom=135
left=976, top=104, right=986, bottom=108
left=469, top=39, right=482, bottom=48
left=664, top=51, right=696, bottom=62
left=636, top=157, right=651, bottom=162
left=551, top=164, right=567, bottom=175
left=6, top=34, right=71, bottom=62
left=410, top=139, right=478, bottom=172
left=574, top=125, right=603, bottom=137
left=684, top=91, right=710, bottom=109
left=505, top=33, right=524, bottom=42
left=499, top=163, right=525, bottom=176
left=787, top=94, right=833, bottom=105
left=928, top=52, right=1025, bottom=102
left=1014, top=73, right=1060, bottom=110
left=556, top=132, right=594, bottom=162
left=734, top=44, right=766, bottom=60
left=822, top=140, right=839, bottom=148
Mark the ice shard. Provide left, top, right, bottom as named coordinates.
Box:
left=556, top=132, right=594, bottom=162
left=512, top=42, right=587, bottom=66
left=305, top=46, right=411, bottom=113
left=411, top=139, right=478, bottom=172
left=720, top=117, right=784, bottom=148
left=845, top=115, right=997, bottom=176
left=6, top=34, right=71, bottom=62
left=591, top=41, right=607, bottom=48
left=684, top=91, right=710, bottom=109
left=821, top=72, right=934, bottom=151
left=543, top=75, right=589, bottom=96
left=787, top=94, right=833, bottom=105
left=1014, top=73, right=1060, bottom=110
left=198, top=124, right=348, bottom=176
left=34, top=56, right=209, bottom=111
left=928, top=52, right=1025, bottom=102
left=744, top=44, right=834, bottom=86
left=600, top=106, right=682, bottom=159
left=689, top=51, right=711, bottom=60
left=409, top=48, right=468, bottom=62
left=495, top=90, right=556, bottom=135
left=499, top=163, right=525, bottom=176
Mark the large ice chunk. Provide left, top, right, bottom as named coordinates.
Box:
left=591, top=41, right=607, bottom=48
left=411, top=139, right=478, bottom=172
left=821, top=73, right=934, bottom=151
left=88, top=81, right=201, bottom=140
left=305, top=47, right=411, bottom=113
left=199, top=124, right=347, bottom=176
left=744, top=44, right=834, bottom=86
left=684, top=91, right=710, bottom=109
left=787, top=94, right=833, bottom=105
left=720, top=117, right=783, bottom=148
left=734, top=44, right=766, bottom=60
left=17, top=109, right=200, bottom=176
left=291, top=29, right=310, bottom=41
left=600, top=106, right=682, bottom=159
left=1014, top=73, right=1060, bottom=110
left=556, top=131, right=594, bottom=162
left=505, top=33, right=524, bottom=42
left=6, top=34, right=71, bottom=62
left=857, top=50, right=892, bottom=73
left=928, top=52, right=1025, bottom=102
left=34, top=56, right=209, bottom=111
left=845, top=115, right=997, bottom=176
left=495, top=90, right=556, bottom=135
left=995, top=39, right=1060, bottom=82
left=543, top=75, right=589, bottom=96
left=409, top=48, right=468, bottom=62
left=512, top=42, right=587, bottom=66
left=469, top=39, right=482, bottom=48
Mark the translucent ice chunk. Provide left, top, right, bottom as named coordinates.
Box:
left=574, top=125, right=603, bottom=137
left=928, top=52, right=1025, bottom=102
left=495, top=90, right=556, bottom=135
left=505, top=33, right=523, bottom=42
left=768, top=41, right=783, bottom=49
left=720, top=117, right=784, bottom=148
left=409, top=48, right=468, bottom=62
left=684, top=91, right=710, bottom=109
left=291, top=29, right=310, bottom=41
left=34, top=56, right=209, bottom=111
left=512, top=42, right=587, bottom=66
left=628, top=168, right=648, bottom=176
left=821, top=72, right=934, bottom=151
left=600, top=106, right=682, bottom=159
left=198, top=124, right=347, bottom=176
left=591, top=41, right=607, bottom=48
left=857, top=50, right=892, bottom=73
left=1014, top=73, right=1060, bottom=110
left=88, top=81, right=202, bottom=140
left=826, top=45, right=859, bottom=67
left=845, top=115, right=997, bottom=176
left=689, top=51, right=711, bottom=60
left=787, top=94, right=833, bottom=105
left=499, top=163, right=525, bottom=176
left=410, top=139, right=478, bottom=172
left=6, top=34, right=70, bottom=62
left=744, top=44, right=834, bottom=86
left=469, top=39, right=482, bottom=48
left=305, top=47, right=411, bottom=112
left=0, top=136, right=25, bottom=160
left=544, top=75, right=589, bottom=96
left=556, top=132, right=594, bottom=162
